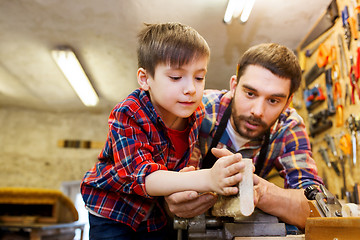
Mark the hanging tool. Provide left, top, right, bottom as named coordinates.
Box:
left=304, top=43, right=329, bottom=86
left=324, top=134, right=341, bottom=176
left=325, top=68, right=336, bottom=115
left=342, top=6, right=352, bottom=49
left=334, top=80, right=344, bottom=126
left=305, top=30, right=334, bottom=58
left=340, top=132, right=352, bottom=167
left=347, top=114, right=358, bottom=166
left=318, top=146, right=341, bottom=176
left=345, top=83, right=351, bottom=105
left=338, top=34, right=349, bottom=80
left=309, top=109, right=333, bottom=137
left=324, top=133, right=338, bottom=158
left=348, top=2, right=359, bottom=41
left=349, top=56, right=360, bottom=104
left=304, top=84, right=326, bottom=110
left=339, top=133, right=352, bottom=198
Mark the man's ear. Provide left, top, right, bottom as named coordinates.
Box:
left=284, top=94, right=294, bottom=110
left=229, top=75, right=238, bottom=98
left=137, top=68, right=150, bottom=90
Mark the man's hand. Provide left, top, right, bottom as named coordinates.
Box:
left=252, top=174, right=309, bottom=230
left=165, top=190, right=218, bottom=218
left=164, top=166, right=217, bottom=218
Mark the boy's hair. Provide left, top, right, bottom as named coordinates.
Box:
left=137, top=22, right=210, bottom=78
left=236, top=43, right=302, bottom=96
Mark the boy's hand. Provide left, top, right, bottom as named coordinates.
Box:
left=209, top=148, right=244, bottom=195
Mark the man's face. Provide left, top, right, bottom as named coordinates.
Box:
left=230, top=65, right=292, bottom=139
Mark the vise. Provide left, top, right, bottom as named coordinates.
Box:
left=173, top=209, right=287, bottom=240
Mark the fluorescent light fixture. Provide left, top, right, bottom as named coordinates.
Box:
left=224, top=0, right=255, bottom=24
left=51, top=47, right=99, bottom=107
left=240, top=0, right=255, bottom=23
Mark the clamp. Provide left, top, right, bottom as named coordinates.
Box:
left=305, top=185, right=342, bottom=217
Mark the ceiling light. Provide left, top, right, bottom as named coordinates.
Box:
left=51, top=47, right=99, bottom=107
left=224, top=0, right=255, bottom=24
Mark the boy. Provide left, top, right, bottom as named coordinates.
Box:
left=81, top=22, right=245, bottom=239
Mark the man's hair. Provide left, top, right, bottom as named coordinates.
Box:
left=137, top=22, right=210, bottom=78
left=236, top=43, right=302, bottom=96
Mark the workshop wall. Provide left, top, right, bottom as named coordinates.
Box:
left=297, top=0, right=360, bottom=201
left=0, top=107, right=108, bottom=189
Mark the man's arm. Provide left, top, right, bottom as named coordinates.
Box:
left=253, top=174, right=309, bottom=231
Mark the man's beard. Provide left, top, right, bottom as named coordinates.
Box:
left=231, top=104, right=275, bottom=140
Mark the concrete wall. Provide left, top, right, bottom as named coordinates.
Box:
left=0, top=107, right=108, bottom=190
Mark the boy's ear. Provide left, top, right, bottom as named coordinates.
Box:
left=137, top=68, right=150, bottom=90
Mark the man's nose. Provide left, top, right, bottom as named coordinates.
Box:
left=250, top=99, right=265, bottom=118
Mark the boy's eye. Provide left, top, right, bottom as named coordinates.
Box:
left=169, top=76, right=181, bottom=80
left=195, top=76, right=205, bottom=81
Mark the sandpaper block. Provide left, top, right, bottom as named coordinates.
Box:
left=212, top=158, right=254, bottom=217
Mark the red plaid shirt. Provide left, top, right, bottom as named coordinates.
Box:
left=81, top=88, right=204, bottom=231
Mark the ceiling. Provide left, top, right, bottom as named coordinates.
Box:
left=0, top=0, right=332, bottom=113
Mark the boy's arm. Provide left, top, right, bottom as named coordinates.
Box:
left=145, top=149, right=244, bottom=196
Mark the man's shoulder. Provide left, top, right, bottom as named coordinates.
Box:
left=272, top=107, right=306, bottom=139
left=202, top=89, right=231, bottom=111
left=279, top=107, right=304, bottom=126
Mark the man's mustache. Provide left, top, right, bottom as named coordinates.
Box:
left=238, top=115, right=267, bottom=128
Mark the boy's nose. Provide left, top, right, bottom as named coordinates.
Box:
left=183, top=79, right=196, bottom=94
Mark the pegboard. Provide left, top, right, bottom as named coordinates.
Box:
left=296, top=0, right=360, bottom=201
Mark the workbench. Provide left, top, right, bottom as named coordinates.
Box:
left=234, top=236, right=304, bottom=240
left=0, top=221, right=85, bottom=240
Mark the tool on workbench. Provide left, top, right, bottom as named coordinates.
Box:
left=342, top=5, right=352, bottom=49
left=304, top=43, right=329, bottom=86
left=325, top=68, right=336, bottom=115
left=347, top=114, right=358, bottom=166
left=305, top=185, right=342, bottom=217
left=318, top=146, right=341, bottom=176
left=309, top=109, right=333, bottom=137
left=303, top=85, right=326, bottom=111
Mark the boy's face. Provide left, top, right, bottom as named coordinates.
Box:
left=229, top=64, right=292, bottom=139
left=141, top=57, right=208, bottom=128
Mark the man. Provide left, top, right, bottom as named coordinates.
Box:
left=165, top=43, right=323, bottom=231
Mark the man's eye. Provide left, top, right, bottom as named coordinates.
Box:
left=269, top=99, right=279, bottom=104
left=246, top=91, right=254, bottom=97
